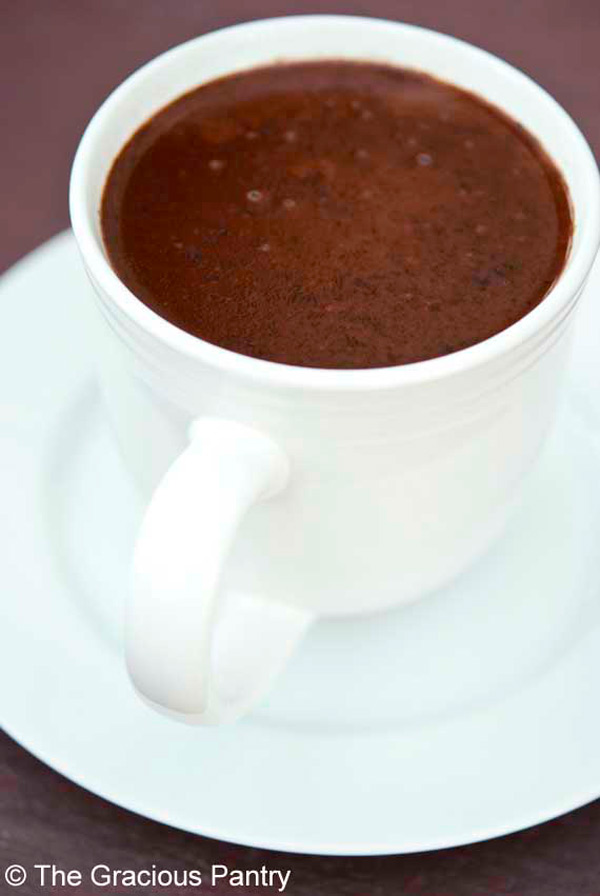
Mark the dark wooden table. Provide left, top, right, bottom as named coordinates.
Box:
left=2, top=2, right=600, bottom=893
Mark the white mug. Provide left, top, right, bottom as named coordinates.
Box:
left=70, top=15, right=600, bottom=724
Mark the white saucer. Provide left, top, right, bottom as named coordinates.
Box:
left=2, top=231, right=600, bottom=855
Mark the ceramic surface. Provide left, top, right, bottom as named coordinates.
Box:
left=70, top=17, right=600, bottom=721
left=2, top=233, right=600, bottom=852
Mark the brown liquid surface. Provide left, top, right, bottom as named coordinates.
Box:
left=101, top=62, right=572, bottom=368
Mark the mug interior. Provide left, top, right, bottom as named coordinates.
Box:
left=70, top=15, right=600, bottom=386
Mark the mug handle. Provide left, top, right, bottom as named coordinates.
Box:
left=127, top=417, right=312, bottom=724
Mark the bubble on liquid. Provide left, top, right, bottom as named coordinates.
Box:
left=282, top=198, right=297, bottom=210
left=172, top=240, right=183, bottom=249
left=355, top=148, right=370, bottom=161
left=324, top=98, right=336, bottom=109
left=464, top=139, right=475, bottom=150
left=417, top=153, right=433, bottom=167
left=361, top=189, right=373, bottom=200
left=247, top=190, right=265, bottom=203
left=283, top=130, right=298, bottom=143
left=475, top=224, right=487, bottom=235
left=350, top=99, right=362, bottom=111
left=258, top=242, right=271, bottom=252
left=245, top=130, right=259, bottom=141
left=407, top=137, right=418, bottom=148
left=514, top=210, right=526, bottom=221
left=361, top=109, right=374, bottom=121
left=208, top=159, right=225, bottom=171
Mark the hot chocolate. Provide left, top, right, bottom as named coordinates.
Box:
left=101, top=61, right=572, bottom=368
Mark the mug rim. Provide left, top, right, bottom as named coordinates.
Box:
left=70, top=14, right=600, bottom=392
